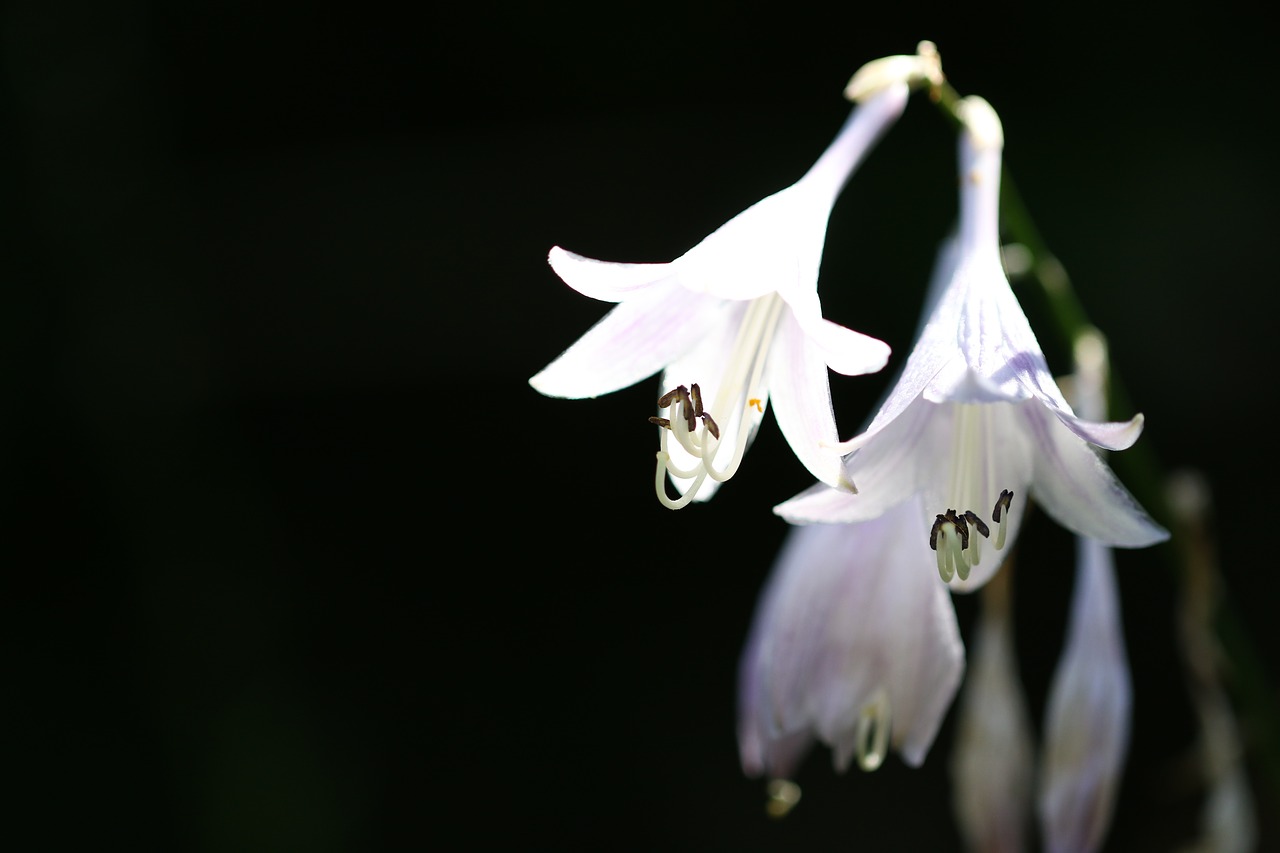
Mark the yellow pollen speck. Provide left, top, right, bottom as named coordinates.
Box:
left=748, top=398, right=764, bottom=412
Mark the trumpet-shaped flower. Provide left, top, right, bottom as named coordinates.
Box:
left=738, top=95, right=1169, bottom=786
left=1037, top=535, right=1131, bottom=853
left=950, top=570, right=1035, bottom=853
left=737, top=495, right=964, bottom=778
left=1036, top=332, right=1133, bottom=853
left=775, top=96, right=1168, bottom=588
left=528, top=86, right=909, bottom=508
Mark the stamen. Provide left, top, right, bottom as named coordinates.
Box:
left=945, top=508, right=969, bottom=551
left=689, top=383, right=705, bottom=417
left=656, top=385, right=685, bottom=410
left=963, top=510, right=988, bottom=567
left=993, top=489, right=1014, bottom=550
left=946, top=522, right=969, bottom=582
left=929, top=514, right=946, bottom=551
left=992, top=489, right=1014, bottom=523
left=764, top=779, right=802, bottom=819
left=647, top=294, right=786, bottom=508
left=855, top=689, right=892, bottom=772
left=963, top=510, right=990, bottom=539
left=652, top=451, right=704, bottom=510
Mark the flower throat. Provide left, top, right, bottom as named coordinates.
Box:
left=648, top=294, right=785, bottom=509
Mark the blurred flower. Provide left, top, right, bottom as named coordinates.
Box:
left=775, top=96, right=1167, bottom=589
left=737, top=497, right=964, bottom=778
left=950, top=568, right=1035, bottom=853
left=528, top=86, right=909, bottom=508
left=1036, top=333, right=1133, bottom=853
left=1037, top=535, right=1130, bottom=853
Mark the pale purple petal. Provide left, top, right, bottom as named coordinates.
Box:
left=950, top=583, right=1035, bottom=853
left=738, top=499, right=964, bottom=776
left=1038, top=536, right=1130, bottom=853
left=529, top=281, right=724, bottom=398
left=1023, top=404, right=1169, bottom=547
left=775, top=396, right=939, bottom=523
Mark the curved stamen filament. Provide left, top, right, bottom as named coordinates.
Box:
left=925, top=404, right=1019, bottom=582
left=855, top=688, right=892, bottom=772
left=650, top=294, right=786, bottom=507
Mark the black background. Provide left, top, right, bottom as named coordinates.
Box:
left=4, top=2, right=1277, bottom=850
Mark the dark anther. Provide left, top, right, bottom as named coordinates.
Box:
left=963, top=510, right=990, bottom=539
left=929, top=514, right=947, bottom=551
left=649, top=417, right=672, bottom=429
left=657, top=385, right=687, bottom=409
left=701, top=412, right=721, bottom=440
left=690, top=383, right=705, bottom=417
left=656, top=385, right=698, bottom=431
left=992, top=489, right=1014, bottom=523
left=945, top=509, right=970, bottom=550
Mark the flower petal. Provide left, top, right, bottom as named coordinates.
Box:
left=1023, top=404, right=1169, bottom=548
left=659, top=301, right=760, bottom=500
left=1037, top=536, right=1130, bottom=853
left=950, top=575, right=1035, bottom=852
left=775, top=396, right=939, bottom=523
left=547, top=246, right=676, bottom=302
left=778, top=285, right=891, bottom=377
left=766, top=310, right=846, bottom=490
left=529, top=281, right=723, bottom=398
left=738, top=499, right=964, bottom=776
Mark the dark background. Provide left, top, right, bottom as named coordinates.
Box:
left=4, top=2, right=1276, bottom=850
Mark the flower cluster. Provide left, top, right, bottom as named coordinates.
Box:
left=531, top=43, right=1170, bottom=853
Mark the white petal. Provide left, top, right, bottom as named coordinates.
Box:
left=1038, top=537, right=1130, bottom=853
left=673, top=186, right=829, bottom=301
left=779, top=284, right=891, bottom=377
left=766, top=311, right=845, bottom=490
left=547, top=246, right=676, bottom=302
left=738, top=500, right=964, bottom=776
left=810, top=501, right=965, bottom=768
left=678, top=85, right=908, bottom=303
left=1023, top=404, right=1169, bottom=548
left=950, top=580, right=1035, bottom=852
left=529, top=281, right=723, bottom=398
left=775, top=396, right=939, bottom=523
left=660, top=301, right=759, bottom=500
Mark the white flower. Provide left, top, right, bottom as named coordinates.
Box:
left=1037, top=535, right=1130, bottom=853
left=528, top=86, right=908, bottom=508
left=775, top=95, right=1168, bottom=588
left=950, top=571, right=1035, bottom=853
left=737, top=496, right=964, bottom=778
left=737, top=95, right=1170, bottom=790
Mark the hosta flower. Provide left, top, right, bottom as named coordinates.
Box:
left=1037, top=535, right=1130, bottom=853
left=528, top=85, right=909, bottom=508
left=738, top=95, right=1169, bottom=785
left=950, top=570, right=1034, bottom=853
left=774, top=95, right=1168, bottom=588
left=1036, top=332, right=1133, bottom=853
left=737, top=496, right=964, bottom=778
